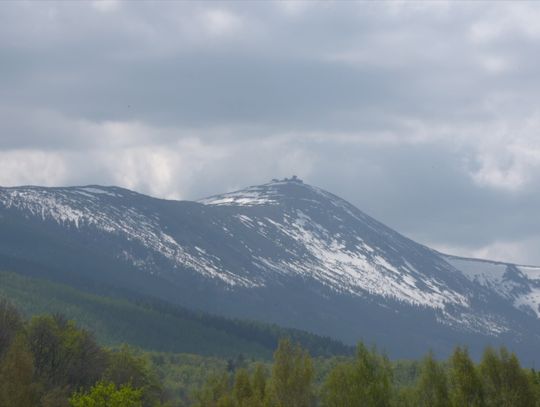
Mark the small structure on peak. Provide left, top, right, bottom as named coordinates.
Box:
left=277, top=175, right=303, bottom=183
left=290, top=175, right=302, bottom=183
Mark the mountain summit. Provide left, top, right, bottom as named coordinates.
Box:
left=1, top=179, right=540, bottom=362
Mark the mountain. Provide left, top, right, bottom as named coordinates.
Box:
left=1, top=178, right=539, bottom=363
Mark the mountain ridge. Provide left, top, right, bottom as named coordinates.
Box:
left=1, top=178, right=540, bottom=362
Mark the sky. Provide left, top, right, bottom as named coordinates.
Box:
left=1, top=0, right=540, bottom=264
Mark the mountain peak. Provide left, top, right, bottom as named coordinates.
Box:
left=198, top=176, right=320, bottom=207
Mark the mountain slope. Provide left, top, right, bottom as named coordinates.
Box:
left=0, top=270, right=351, bottom=358
left=1, top=179, right=539, bottom=362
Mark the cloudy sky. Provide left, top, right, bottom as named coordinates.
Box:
left=2, top=1, right=540, bottom=264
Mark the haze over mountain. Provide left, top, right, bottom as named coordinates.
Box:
left=1, top=178, right=539, bottom=363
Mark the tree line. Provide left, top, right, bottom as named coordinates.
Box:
left=194, top=339, right=540, bottom=407
left=2, top=297, right=540, bottom=406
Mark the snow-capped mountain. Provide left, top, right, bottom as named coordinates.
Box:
left=1, top=178, right=539, bottom=362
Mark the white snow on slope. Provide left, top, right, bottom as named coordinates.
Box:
left=0, top=186, right=471, bottom=310
left=446, top=256, right=540, bottom=318
left=0, top=187, right=255, bottom=287
left=515, top=291, right=540, bottom=317
left=519, top=266, right=540, bottom=280
left=445, top=257, right=509, bottom=291
left=514, top=266, right=540, bottom=317
left=78, top=187, right=118, bottom=196
left=254, top=210, right=469, bottom=309
left=199, top=184, right=282, bottom=206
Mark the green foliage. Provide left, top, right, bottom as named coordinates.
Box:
left=233, top=369, right=253, bottom=405
left=0, top=298, right=23, bottom=357
left=267, top=338, right=314, bottom=407
left=27, top=314, right=106, bottom=390
left=321, top=342, right=392, bottom=407
left=479, top=346, right=535, bottom=407
left=4, top=282, right=540, bottom=407
left=148, top=351, right=231, bottom=404
left=251, top=363, right=268, bottom=402
left=192, top=372, right=232, bottom=407
left=448, top=346, right=483, bottom=407
left=69, top=381, right=142, bottom=407
left=41, top=387, right=71, bottom=407
left=0, top=299, right=168, bottom=406
left=104, top=346, right=163, bottom=407
left=193, top=339, right=314, bottom=407
left=0, top=333, right=38, bottom=407
left=392, top=359, right=421, bottom=389
left=415, top=351, right=449, bottom=407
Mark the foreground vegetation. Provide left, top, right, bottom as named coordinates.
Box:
left=2, top=298, right=540, bottom=406
left=196, top=341, right=540, bottom=407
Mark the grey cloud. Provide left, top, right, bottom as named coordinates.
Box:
left=2, top=1, right=540, bottom=264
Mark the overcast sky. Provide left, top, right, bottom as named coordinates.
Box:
left=2, top=1, right=540, bottom=264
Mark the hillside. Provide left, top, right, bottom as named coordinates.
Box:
left=0, top=270, right=351, bottom=359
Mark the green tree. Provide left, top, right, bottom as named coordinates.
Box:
left=192, top=372, right=232, bottom=407
left=480, top=346, right=534, bottom=407
left=526, top=368, right=540, bottom=406
left=321, top=342, right=392, bottom=407
left=69, top=381, right=142, bottom=407
left=0, top=334, right=38, bottom=407
left=251, top=363, right=268, bottom=402
left=321, top=362, right=358, bottom=407
left=41, top=387, right=71, bottom=407
left=103, top=346, right=162, bottom=406
left=27, top=314, right=105, bottom=390
left=268, top=338, right=314, bottom=407
left=0, top=298, right=23, bottom=357
left=233, top=368, right=253, bottom=406
left=416, top=351, right=449, bottom=407
left=393, top=386, right=418, bottom=407
left=448, top=346, right=483, bottom=407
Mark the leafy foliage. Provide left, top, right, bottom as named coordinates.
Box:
left=70, top=381, right=143, bottom=407
left=0, top=300, right=165, bottom=406
left=479, top=346, right=534, bottom=407
left=415, top=351, right=449, bottom=407
left=321, top=343, right=392, bottom=407
left=268, top=338, right=314, bottom=407
left=0, top=333, right=39, bottom=407
left=448, top=346, right=484, bottom=406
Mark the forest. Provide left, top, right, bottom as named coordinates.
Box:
left=2, top=298, right=540, bottom=407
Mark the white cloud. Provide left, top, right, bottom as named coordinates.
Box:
left=0, top=150, right=68, bottom=186
left=435, top=237, right=540, bottom=266
left=275, top=0, right=314, bottom=17
left=469, top=19, right=505, bottom=45
left=462, top=113, right=540, bottom=191
left=200, top=8, right=242, bottom=37
left=91, top=0, right=121, bottom=14
left=478, top=54, right=512, bottom=74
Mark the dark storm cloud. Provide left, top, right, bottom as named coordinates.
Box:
left=1, top=0, right=540, bottom=263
